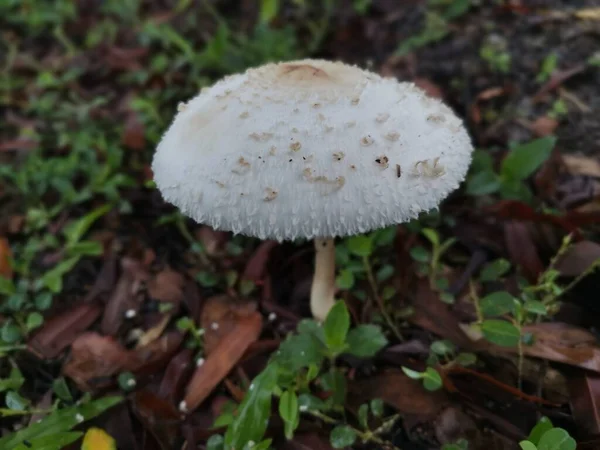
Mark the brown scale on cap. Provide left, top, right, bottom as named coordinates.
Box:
left=279, top=63, right=330, bottom=80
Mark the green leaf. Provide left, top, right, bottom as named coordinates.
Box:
left=370, top=398, right=384, bottom=417
left=13, top=431, right=83, bottom=450
left=430, top=339, right=456, bottom=356
left=259, top=0, right=279, bottom=23
left=421, top=228, right=439, bottom=247
left=41, top=256, right=80, bottom=293
left=376, top=264, right=394, bottom=282
left=336, top=269, right=355, bottom=290
left=117, top=372, right=136, bottom=391
left=247, top=440, right=273, bottom=450
left=26, top=312, right=44, bottom=332
left=64, top=204, right=110, bottom=248
left=320, top=369, right=347, bottom=407
left=278, top=390, right=299, bottom=440
left=34, top=292, right=53, bottom=310
left=480, top=291, right=517, bottom=317
left=466, top=169, right=501, bottom=196
left=455, top=352, right=477, bottom=367
left=275, top=332, right=325, bottom=372
left=501, top=137, right=557, bottom=181
left=224, top=363, right=280, bottom=449
left=52, top=378, right=72, bottom=402
left=499, top=178, right=533, bottom=203
left=358, top=403, right=369, bottom=429
left=373, top=226, right=397, bottom=247
left=0, top=396, right=122, bottom=448
left=410, top=246, right=431, bottom=263
left=0, top=276, right=16, bottom=296
left=196, top=271, right=219, bottom=287
left=346, top=235, right=373, bottom=257
left=537, top=428, right=576, bottom=450
left=345, top=324, right=388, bottom=358
left=422, top=367, right=443, bottom=391
left=330, top=425, right=357, bottom=448
left=524, top=300, right=547, bottom=316
left=323, top=301, right=350, bottom=353
left=206, top=434, right=225, bottom=450
left=528, top=417, right=553, bottom=445
left=67, top=240, right=103, bottom=257
left=1, top=321, right=22, bottom=344
left=481, top=320, right=520, bottom=347
left=480, top=258, right=511, bottom=281
left=519, top=441, right=538, bottom=450
left=298, top=393, right=327, bottom=412
left=401, top=367, right=423, bottom=380
left=0, top=367, right=25, bottom=393
left=5, top=390, right=28, bottom=410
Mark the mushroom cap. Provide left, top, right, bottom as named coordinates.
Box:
left=152, top=59, right=473, bottom=241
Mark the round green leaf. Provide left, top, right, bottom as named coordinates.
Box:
left=481, top=320, right=520, bottom=347
left=323, top=301, right=350, bottom=352
left=480, top=291, right=517, bottom=317
left=346, top=235, right=373, bottom=257
left=410, top=246, right=430, bottom=263
left=335, top=269, right=355, bottom=290
left=370, top=398, right=384, bottom=417
left=519, top=441, right=538, bottom=450
left=330, top=425, right=357, bottom=448
left=537, top=428, right=576, bottom=450
left=422, top=367, right=443, bottom=391
left=278, top=390, right=299, bottom=425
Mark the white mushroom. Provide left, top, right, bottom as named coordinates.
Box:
left=152, top=59, right=474, bottom=321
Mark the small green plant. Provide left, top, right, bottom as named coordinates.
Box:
left=548, top=98, right=568, bottom=120
left=519, top=417, right=576, bottom=450
left=536, top=53, right=558, bottom=83
left=471, top=234, right=600, bottom=352
left=335, top=227, right=402, bottom=338
left=210, top=301, right=389, bottom=449
left=395, top=0, right=472, bottom=56
left=466, top=136, right=557, bottom=202
left=480, top=36, right=511, bottom=73
left=409, top=228, right=456, bottom=302
left=0, top=395, right=122, bottom=449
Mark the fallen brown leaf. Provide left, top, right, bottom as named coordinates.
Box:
left=569, top=372, right=600, bottom=436
left=0, top=237, right=13, bottom=279
left=503, top=220, right=544, bottom=283
left=554, top=240, right=600, bottom=277
left=201, top=295, right=257, bottom=354
left=563, top=154, right=600, bottom=179
left=131, top=389, right=181, bottom=449
left=122, top=112, right=145, bottom=151
left=242, top=240, right=278, bottom=283
left=471, top=86, right=509, bottom=124
left=28, top=303, right=102, bottom=359
left=64, top=330, right=183, bottom=390
left=492, top=323, right=600, bottom=373
left=183, top=311, right=263, bottom=413
left=409, top=280, right=481, bottom=350
left=348, top=369, right=448, bottom=418
left=64, top=332, right=140, bottom=390
left=101, top=257, right=149, bottom=335
left=147, top=268, right=184, bottom=304
left=529, top=116, right=559, bottom=137
left=158, top=348, right=194, bottom=404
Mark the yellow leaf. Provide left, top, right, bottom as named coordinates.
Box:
left=81, top=427, right=116, bottom=450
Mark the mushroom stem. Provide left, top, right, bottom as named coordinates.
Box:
left=310, top=237, right=336, bottom=321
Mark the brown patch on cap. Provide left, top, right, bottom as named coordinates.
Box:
left=279, top=64, right=330, bottom=81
